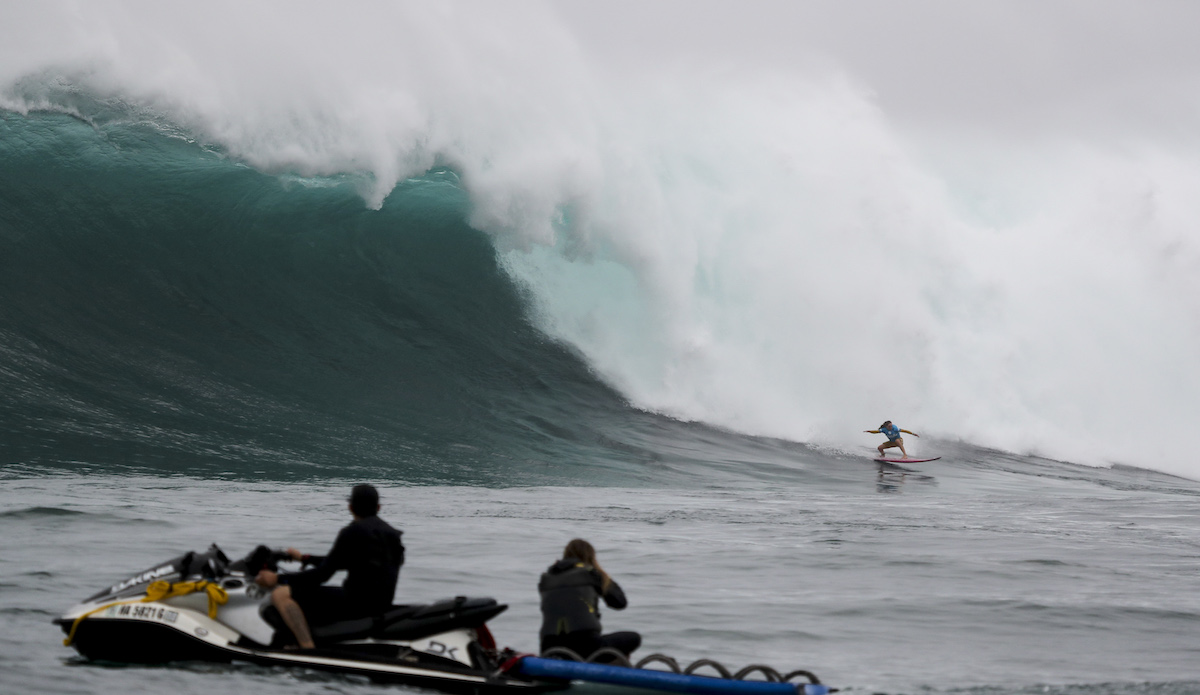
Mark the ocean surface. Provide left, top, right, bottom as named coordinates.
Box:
left=6, top=458, right=1200, bottom=695
left=3, top=12, right=1200, bottom=692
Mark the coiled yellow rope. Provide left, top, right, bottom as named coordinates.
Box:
left=63, top=580, right=229, bottom=646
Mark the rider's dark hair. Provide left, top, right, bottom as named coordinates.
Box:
left=349, top=484, right=380, bottom=517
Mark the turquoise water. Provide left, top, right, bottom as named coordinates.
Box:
left=0, top=111, right=692, bottom=483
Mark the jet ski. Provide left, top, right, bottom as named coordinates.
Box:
left=55, top=544, right=566, bottom=695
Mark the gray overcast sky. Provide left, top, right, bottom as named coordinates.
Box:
left=553, top=0, right=1200, bottom=141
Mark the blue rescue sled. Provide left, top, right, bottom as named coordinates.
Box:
left=517, top=657, right=830, bottom=695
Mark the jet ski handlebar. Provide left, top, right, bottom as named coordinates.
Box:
left=230, top=545, right=308, bottom=576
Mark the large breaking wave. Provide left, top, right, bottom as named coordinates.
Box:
left=0, top=111, right=667, bottom=482
left=2, top=1, right=1199, bottom=478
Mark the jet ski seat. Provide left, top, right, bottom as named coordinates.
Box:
left=261, top=596, right=506, bottom=647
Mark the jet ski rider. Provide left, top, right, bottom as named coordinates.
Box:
left=255, top=484, right=404, bottom=649
left=539, top=538, right=641, bottom=661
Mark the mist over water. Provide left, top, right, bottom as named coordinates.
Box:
left=2, top=0, right=1199, bottom=476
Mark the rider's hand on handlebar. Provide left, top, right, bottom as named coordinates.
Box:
left=286, top=548, right=304, bottom=561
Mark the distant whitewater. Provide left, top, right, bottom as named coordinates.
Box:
left=2, top=1, right=1199, bottom=478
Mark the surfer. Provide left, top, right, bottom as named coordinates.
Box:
left=864, top=420, right=919, bottom=458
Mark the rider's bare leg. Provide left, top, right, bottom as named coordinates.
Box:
left=271, top=585, right=315, bottom=649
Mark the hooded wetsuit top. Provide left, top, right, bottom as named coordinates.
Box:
left=539, top=559, right=627, bottom=637
left=881, top=423, right=902, bottom=441
left=279, top=515, right=405, bottom=612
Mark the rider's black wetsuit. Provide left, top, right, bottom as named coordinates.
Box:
left=539, top=558, right=641, bottom=659
left=279, top=515, right=405, bottom=625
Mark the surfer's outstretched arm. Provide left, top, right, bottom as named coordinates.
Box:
left=863, top=429, right=880, bottom=434
left=900, top=429, right=919, bottom=437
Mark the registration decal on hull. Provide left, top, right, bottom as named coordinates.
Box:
left=102, top=603, right=179, bottom=624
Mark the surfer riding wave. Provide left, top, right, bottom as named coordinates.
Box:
left=864, top=420, right=919, bottom=458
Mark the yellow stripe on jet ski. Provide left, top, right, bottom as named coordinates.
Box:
left=63, top=580, right=228, bottom=646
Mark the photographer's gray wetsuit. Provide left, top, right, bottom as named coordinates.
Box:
left=538, top=558, right=641, bottom=659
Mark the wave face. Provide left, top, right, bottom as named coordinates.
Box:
left=2, top=2, right=1200, bottom=478
left=0, top=111, right=718, bottom=482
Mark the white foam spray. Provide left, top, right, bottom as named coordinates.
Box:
left=3, top=1, right=1198, bottom=475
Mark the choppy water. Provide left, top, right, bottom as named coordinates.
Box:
left=5, top=452, right=1200, bottom=695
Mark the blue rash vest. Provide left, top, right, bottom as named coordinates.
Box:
left=881, top=424, right=902, bottom=441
